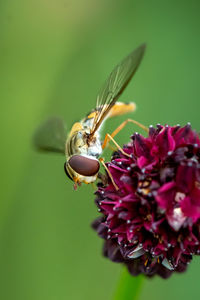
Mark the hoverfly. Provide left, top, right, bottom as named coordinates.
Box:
left=34, top=44, right=147, bottom=190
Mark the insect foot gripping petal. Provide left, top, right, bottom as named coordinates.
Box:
left=99, top=158, right=119, bottom=191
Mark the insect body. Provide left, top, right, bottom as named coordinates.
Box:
left=65, top=102, right=136, bottom=186
left=34, top=44, right=146, bottom=188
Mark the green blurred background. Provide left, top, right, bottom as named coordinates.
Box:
left=1, top=0, right=200, bottom=299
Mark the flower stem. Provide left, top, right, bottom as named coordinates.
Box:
left=113, top=268, right=144, bottom=300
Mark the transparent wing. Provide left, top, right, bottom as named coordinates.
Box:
left=33, top=117, right=67, bottom=154
left=91, top=44, right=146, bottom=135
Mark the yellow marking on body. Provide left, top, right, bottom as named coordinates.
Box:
left=86, top=111, right=97, bottom=119
left=108, top=102, right=136, bottom=118
left=73, top=176, right=78, bottom=183
left=69, top=122, right=83, bottom=137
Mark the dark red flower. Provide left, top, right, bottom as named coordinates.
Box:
left=92, top=124, right=200, bottom=278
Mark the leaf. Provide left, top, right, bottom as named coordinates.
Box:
left=33, top=117, right=67, bottom=154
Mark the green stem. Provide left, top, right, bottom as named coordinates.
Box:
left=113, top=268, right=144, bottom=300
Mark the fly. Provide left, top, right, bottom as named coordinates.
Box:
left=34, top=44, right=147, bottom=190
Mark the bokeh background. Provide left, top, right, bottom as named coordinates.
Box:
left=1, top=0, right=200, bottom=299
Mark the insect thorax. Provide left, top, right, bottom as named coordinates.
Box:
left=65, top=129, right=102, bottom=159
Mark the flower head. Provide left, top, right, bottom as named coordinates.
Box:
left=92, top=124, right=200, bottom=278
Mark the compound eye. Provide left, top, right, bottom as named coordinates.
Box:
left=64, top=162, right=73, bottom=181
left=68, top=155, right=100, bottom=176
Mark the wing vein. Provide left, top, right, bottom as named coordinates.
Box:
left=89, top=44, right=146, bottom=136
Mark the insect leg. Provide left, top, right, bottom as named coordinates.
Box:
left=102, top=134, right=131, bottom=158
left=102, top=119, right=148, bottom=149
left=99, top=158, right=119, bottom=191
